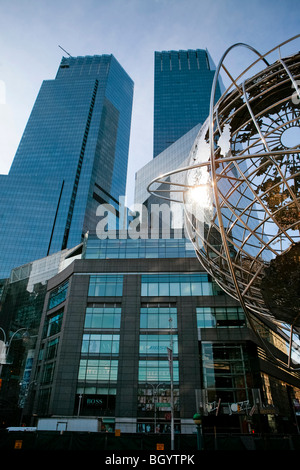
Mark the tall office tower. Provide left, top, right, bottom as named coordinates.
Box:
left=153, top=49, right=222, bottom=157
left=0, top=55, right=133, bottom=278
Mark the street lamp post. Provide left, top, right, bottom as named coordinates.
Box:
left=146, top=382, right=165, bottom=433
left=168, top=316, right=175, bottom=451
left=193, top=413, right=203, bottom=450
left=19, top=380, right=36, bottom=426
left=0, top=327, right=29, bottom=374
left=77, top=394, right=83, bottom=417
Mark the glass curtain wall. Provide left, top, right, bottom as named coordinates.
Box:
left=77, top=275, right=124, bottom=424
left=138, top=303, right=179, bottom=433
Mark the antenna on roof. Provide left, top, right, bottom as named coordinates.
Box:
left=58, top=45, right=72, bottom=57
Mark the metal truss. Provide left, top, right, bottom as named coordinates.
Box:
left=148, top=35, right=300, bottom=370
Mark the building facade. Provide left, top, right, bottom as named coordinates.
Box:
left=0, top=55, right=133, bottom=279
left=0, top=245, right=82, bottom=426
left=153, top=49, right=222, bottom=158
left=1, top=46, right=300, bottom=443
left=24, top=235, right=300, bottom=436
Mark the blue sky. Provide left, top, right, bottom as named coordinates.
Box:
left=0, top=0, right=299, bottom=204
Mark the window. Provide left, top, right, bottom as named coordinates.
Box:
left=140, top=307, right=177, bottom=329
left=46, top=337, right=59, bottom=360
left=43, top=308, right=64, bottom=338
left=196, top=306, right=245, bottom=328
left=78, top=359, right=118, bottom=382
left=84, top=237, right=196, bottom=260
left=37, top=388, right=51, bottom=415
left=48, top=281, right=68, bottom=310
left=201, top=343, right=250, bottom=405
left=196, top=307, right=216, bottom=328
left=139, top=334, right=178, bottom=356
left=138, top=360, right=179, bottom=383
left=141, top=273, right=213, bottom=296
left=84, top=305, right=121, bottom=329
left=81, top=334, right=120, bottom=355
left=42, top=362, right=55, bottom=384
left=137, top=387, right=180, bottom=413
left=88, top=275, right=123, bottom=297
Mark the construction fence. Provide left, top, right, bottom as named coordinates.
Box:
left=1, top=431, right=300, bottom=451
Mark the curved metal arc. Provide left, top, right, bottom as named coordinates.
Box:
left=183, top=196, right=266, bottom=291
left=279, top=57, right=300, bottom=101
left=214, top=35, right=300, bottom=105
left=228, top=83, right=298, bottom=153
left=221, top=159, right=300, bottom=248
left=171, top=38, right=300, bottom=370
left=147, top=37, right=300, bottom=370
left=211, top=43, right=270, bottom=105
left=216, top=190, right=280, bottom=258
left=207, top=42, right=293, bottom=347
left=224, top=142, right=295, bottom=245
left=147, top=148, right=300, bottom=199
left=241, top=80, right=300, bottom=215
left=219, top=77, right=288, bottom=139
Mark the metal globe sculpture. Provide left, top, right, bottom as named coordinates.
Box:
left=148, top=36, right=300, bottom=367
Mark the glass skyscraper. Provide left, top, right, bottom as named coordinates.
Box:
left=0, top=55, right=133, bottom=279
left=153, top=49, right=222, bottom=157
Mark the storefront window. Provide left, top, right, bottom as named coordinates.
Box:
left=137, top=386, right=181, bottom=434
left=137, top=387, right=180, bottom=412
left=136, top=421, right=181, bottom=434
left=201, top=343, right=250, bottom=407
left=75, top=393, right=116, bottom=418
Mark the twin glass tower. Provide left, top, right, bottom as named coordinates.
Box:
left=0, top=55, right=134, bottom=278
left=0, top=49, right=219, bottom=279
left=153, top=49, right=221, bottom=157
